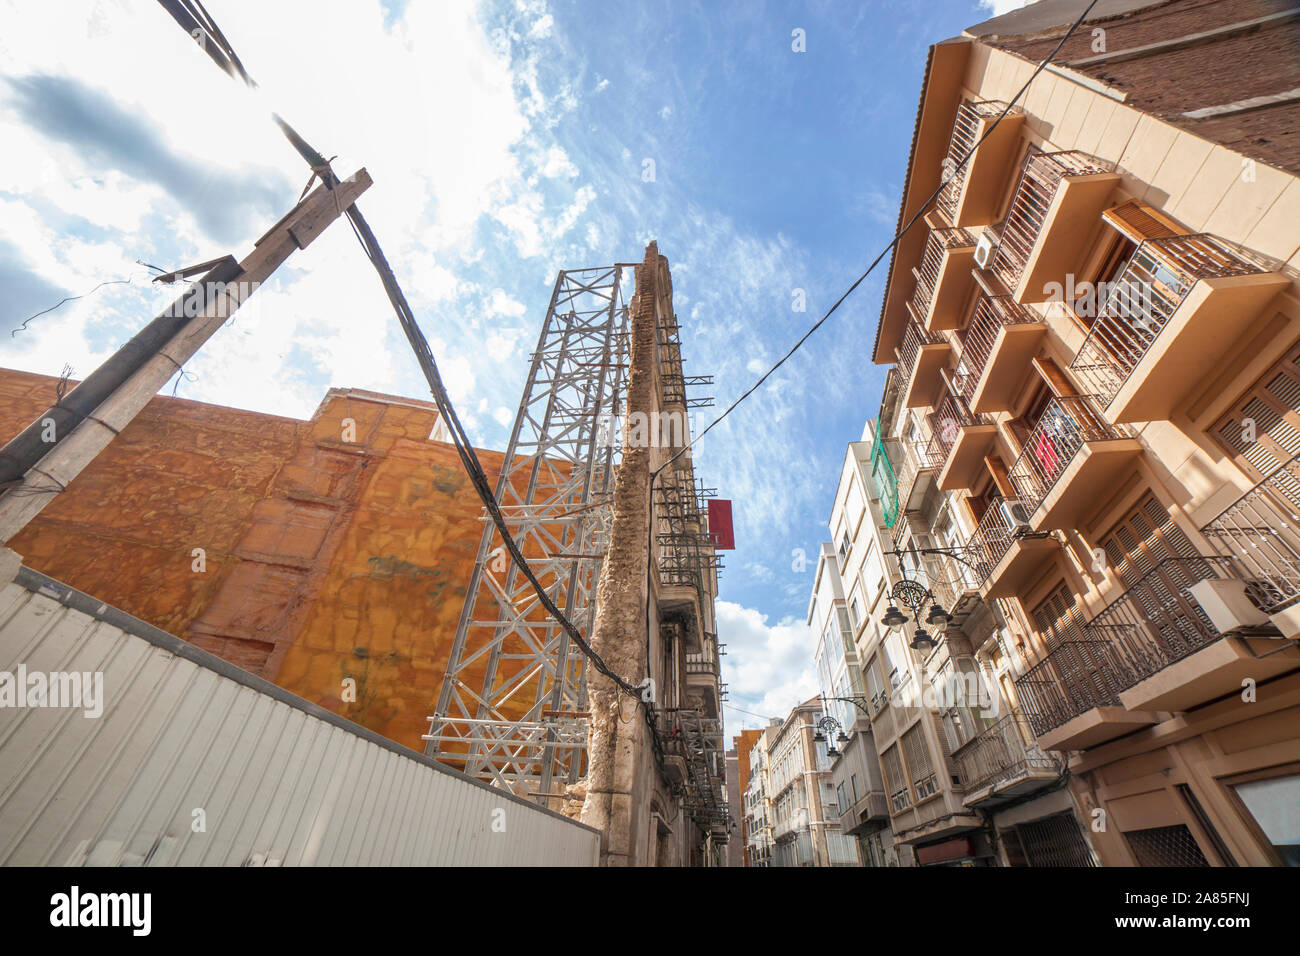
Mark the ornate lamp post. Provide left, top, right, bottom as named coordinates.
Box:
left=812, top=714, right=850, bottom=757
left=879, top=578, right=953, bottom=653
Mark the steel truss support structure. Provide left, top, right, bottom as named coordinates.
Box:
left=425, top=266, right=632, bottom=805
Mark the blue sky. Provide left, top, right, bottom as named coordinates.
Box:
left=0, top=0, right=1011, bottom=734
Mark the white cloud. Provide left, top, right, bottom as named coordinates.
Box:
left=717, top=600, right=819, bottom=720
left=486, top=289, right=528, bottom=317
left=977, top=0, right=1033, bottom=16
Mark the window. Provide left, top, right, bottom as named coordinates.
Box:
left=1212, top=341, right=1300, bottom=483
left=849, top=596, right=863, bottom=630
left=1232, top=773, right=1300, bottom=866
left=1031, top=583, right=1087, bottom=650
left=839, top=527, right=852, bottom=559
left=902, top=724, right=938, bottom=801
left=882, top=745, right=910, bottom=812
left=1124, top=825, right=1211, bottom=867
left=1099, top=493, right=1201, bottom=587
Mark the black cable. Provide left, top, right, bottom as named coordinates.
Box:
left=11, top=278, right=135, bottom=337
left=154, top=0, right=644, bottom=702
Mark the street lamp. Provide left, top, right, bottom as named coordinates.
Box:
left=881, top=579, right=952, bottom=653
left=813, top=714, right=849, bottom=756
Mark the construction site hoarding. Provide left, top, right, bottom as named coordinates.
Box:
left=0, top=567, right=600, bottom=866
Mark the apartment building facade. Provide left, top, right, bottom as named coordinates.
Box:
left=810, top=542, right=897, bottom=865
left=743, top=721, right=779, bottom=866
left=763, top=698, right=861, bottom=866
left=817, top=411, right=1093, bottom=865
left=869, top=0, right=1300, bottom=866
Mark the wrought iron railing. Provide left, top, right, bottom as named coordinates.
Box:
left=1070, top=235, right=1278, bottom=404
left=1015, top=632, right=1131, bottom=737
left=969, top=496, right=1040, bottom=581
left=936, top=100, right=1017, bottom=222
left=926, top=392, right=985, bottom=471
left=1016, top=556, right=1263, bottom=736
left=1201, top=454, right=1300, bottom=615
left=952, top=293, right=1039, bottom=404
left=888, top=437, right=942, bottom=530
left=911, top=225, right=976, bottom=319
left=1007, top=395, right=1125, bottom=509
left=1081, top=556, right=1263, bottom=690
left=991, top=150, right=1115, bottom=291
left=952, top=708, right=1059, bottom=793
left=897, top=320, right=944, bottom=380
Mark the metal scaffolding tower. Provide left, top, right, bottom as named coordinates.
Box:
left=424, top=265, right=632, bottom=805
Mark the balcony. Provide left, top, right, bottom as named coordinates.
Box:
left=1006, top=395, right=1142, bottom=531
left=1202, top=454, right=1300, bottom=637
left=1068, top=235, right=1288, bottom=424
left=952, top=708, right=1060, bottom=806
left=897, top=320, right=950, bottom=409
left=838, top=787, right=891, bottom=831
left=935, top=100, right=1026, bottom=228
left=888, top=436, right=941, bottom=517
left=1015, top=634, right=1160, bottom=751
left=957, top=293, right=1047, bottom=415
left=910, top=222, right=977, bottom=331
left=971, top=496, right=1060, bottom=600
left=1084, top=556, right=1294, bottom=713
left=991, top=150, right=1119, bottom=303
left=929, top=392, right=998, bottom=492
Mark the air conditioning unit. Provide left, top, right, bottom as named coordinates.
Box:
left=1188, top=579, right=1270, bottom=634
left=999, top=499, right=1033, bottom=532
left=974, top=231, right=998, bottom=270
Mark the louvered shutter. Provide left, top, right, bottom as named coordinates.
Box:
left=1101, top=199, right=1185, bottom=244
left=1101, top=495, right=1217, bottom=666
left=1213, top=347, right=1300, bottom=514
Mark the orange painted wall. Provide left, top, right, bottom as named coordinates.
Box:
left=1, top=367, right=506, bottom=751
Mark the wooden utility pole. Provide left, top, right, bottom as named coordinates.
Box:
left=0, top=170, right=372, bottom=545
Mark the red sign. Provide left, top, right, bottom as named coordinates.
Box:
left=915, top=836, right=974, bottom=865
left=707, top=499, right=735, bottom=550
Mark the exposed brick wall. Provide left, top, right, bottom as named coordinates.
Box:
left=987, top=0, right=1300, bottom=174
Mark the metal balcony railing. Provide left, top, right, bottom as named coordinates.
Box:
left=888, top=438, right=942, bottom=531
left=969, top=496, right=1040, bottom=581
left=1082, top=556, right=1265, bottom=691
left=952, top=294, right=1039, bottom=404
left=685, top=653, right=719, bottom=676
left=911, top=225, right=976, bottom=319
left=1201, top=454, right=1300, bottom=615
left=1015, top=557, right=1264, bottom=736
left=952, top=708, right=1058, bottom=793
left=1070, top=235, right=1278, bottom=404
left=1015, top=632, right=1131, bottom=737
left=926, top=392, right=985, bottom=472
left=991, top=150, right=1115, bottom=291
left=936, top=100, right=1016, bottom=222
left=1007, top=395, right=1125, bottom=509
left=897, top=320, right=944, bottom=380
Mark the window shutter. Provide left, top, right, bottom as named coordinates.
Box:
left=1102, top=199, right=1185, bottom=244
left=1213, top=344, right=1300, bottom=489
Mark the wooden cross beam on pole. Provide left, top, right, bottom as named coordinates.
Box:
left=0, top=168, right=373, bottom=544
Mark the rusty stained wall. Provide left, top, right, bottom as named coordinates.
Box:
left=0, top=367, right=506, bottom=750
